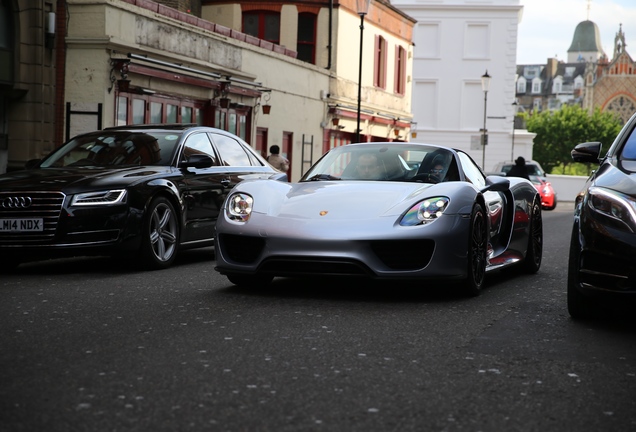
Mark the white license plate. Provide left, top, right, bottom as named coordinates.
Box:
left=0, top=218, right=44, bottom=232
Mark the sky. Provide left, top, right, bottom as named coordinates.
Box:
left=517, top=0, right=636, bottom=64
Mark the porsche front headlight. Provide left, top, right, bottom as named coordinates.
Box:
left=70, top=190, right=127, bottom=206
left=227, top=193, right=254, bottom=222
left=400, top=197, right=450, bottom=226
left=588, top=186, right=636, bottom=233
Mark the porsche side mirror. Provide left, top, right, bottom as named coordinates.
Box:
left=571, top=142, right=602, bottom=163
left=181, top=154, right=214, bottom=169
left=482, top=176, right=510, bottom=192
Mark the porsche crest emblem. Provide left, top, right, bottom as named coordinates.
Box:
left=320, top=211, right=328, bottom=216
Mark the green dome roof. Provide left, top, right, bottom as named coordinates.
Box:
left=568, top=20, right=604, bottom=53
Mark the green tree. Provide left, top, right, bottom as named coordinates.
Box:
left=523, top=105, right=622, bottom=174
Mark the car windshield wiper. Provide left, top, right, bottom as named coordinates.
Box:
left=305, top=174, right=341, bottom=181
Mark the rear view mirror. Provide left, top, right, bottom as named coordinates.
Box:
left=571, top=142, right=602, bottom=163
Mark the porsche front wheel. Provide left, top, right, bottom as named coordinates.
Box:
left=464, top=203, right=487, bottom=296
left=140, top=196, right=179, bottom=270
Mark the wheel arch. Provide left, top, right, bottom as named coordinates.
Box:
left=143, top=179, right=185, bottom=223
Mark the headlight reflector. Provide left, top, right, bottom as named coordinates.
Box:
left=71, top=189, right=127, bottom=206
left=400, top=197, right=450, bottom=226
left=588, top=186, right=636, bottom=232
left=227, top=193, right=254, bottom=222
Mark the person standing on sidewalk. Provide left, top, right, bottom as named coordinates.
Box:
left=507, top=156, right=530, bottom=180
left=267, top=145, right=289, bottom=172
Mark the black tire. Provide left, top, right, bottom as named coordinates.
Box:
left=226, top=272, right=273, bottom=287
left=523, top=198, right=543, bottom=273
left=0, top=256, right=21, bottom=273
left=140, top=196, right=179, bottom=270
left=464, top=203, right=487, bottom=296
left=567, top=224, right=596, bottom=319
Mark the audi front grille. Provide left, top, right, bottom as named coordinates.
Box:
left=0, top=191, right=65, bottom=245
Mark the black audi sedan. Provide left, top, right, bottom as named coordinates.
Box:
left=0, top=124, right=286, bottom=271
left=568, top=112, right=636, bottom=319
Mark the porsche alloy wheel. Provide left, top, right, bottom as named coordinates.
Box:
left=465, top=203, right=487, bottom=296
left=523, top=198, right=543, bottom=273
left=141, top=197, right=179, bottom=270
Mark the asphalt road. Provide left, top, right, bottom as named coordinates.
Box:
left=1, top=203, right=635, bottom=432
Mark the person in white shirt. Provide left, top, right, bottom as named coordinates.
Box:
left=267, top=145, right=289, bottom=172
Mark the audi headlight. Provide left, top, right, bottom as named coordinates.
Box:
left=588, top=186, right=636, bottom=233
left=70, top=190, right=127, bottom=206
left=227, top=193, right=253, bottom=222
left=400, top=197, right=450, bottom=226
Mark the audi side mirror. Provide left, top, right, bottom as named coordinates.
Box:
left=25, top=159, right=41, bottom=170
left=181, top=154, right=214, bottom=169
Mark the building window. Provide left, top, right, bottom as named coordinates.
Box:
left=517, top=79, right=526, bottom=93
left=215, top=107, right=249, bottom=141
left=532, top=80, right=541, bottom=94
left=117, top=97, right=128, bottom=126
left=150, top=102, right=162, bottom=123
left=132, top=99, right=146, bottom=124
left=533, top=98, right=542, bottom=111
left=394, top=45, right=407, bottom=95
left=243, top=11, right=280, bottom=45
left=374, top=36, right=387, bottom=89
left=167, top=104, right=178, bottom=123
left=297, top=13, right=316, bottom=64
left=117, top=95, right=205, bottom=127
left=574, top=77, right=584, bottom=89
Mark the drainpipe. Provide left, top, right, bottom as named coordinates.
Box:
left=326, top=0, right=332, bottom=69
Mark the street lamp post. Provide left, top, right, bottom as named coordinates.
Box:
left=480, top=70, right=491, bottom=169
left=511, top=101, right=518, bottom=161
left=355, top=0, right=371, bottom=143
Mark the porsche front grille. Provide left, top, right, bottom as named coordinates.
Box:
left=0, top=191, right=65, bottom=245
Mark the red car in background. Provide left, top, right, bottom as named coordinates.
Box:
left=530, top=175, right=557, bottom=210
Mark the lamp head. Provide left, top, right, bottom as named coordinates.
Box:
left=481, top=70, right=491, bottom=92
left=356, top=0, right=371, bottom=16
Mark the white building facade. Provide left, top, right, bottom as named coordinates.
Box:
left=392, top=0, right=535, bottom=172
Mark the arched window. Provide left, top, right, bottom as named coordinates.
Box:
left=297, top=12, right=316, bottom=64
left=243, top=10, right=280, bottom=45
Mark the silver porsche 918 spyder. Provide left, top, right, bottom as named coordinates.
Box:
left=214, top=142, right=542, bottom=296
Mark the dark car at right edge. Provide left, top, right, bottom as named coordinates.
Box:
left=568, top=112, right=636, bottom=319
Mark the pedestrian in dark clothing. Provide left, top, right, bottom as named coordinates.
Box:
left=507, top=156, right=530, bottom=180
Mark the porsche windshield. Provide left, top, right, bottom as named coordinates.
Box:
left=40, top=131, right=182, bottom=168
left=302, top=144, right=457, bottom=183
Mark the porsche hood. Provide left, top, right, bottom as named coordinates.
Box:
left=239, top=180, right=448, bottom=219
